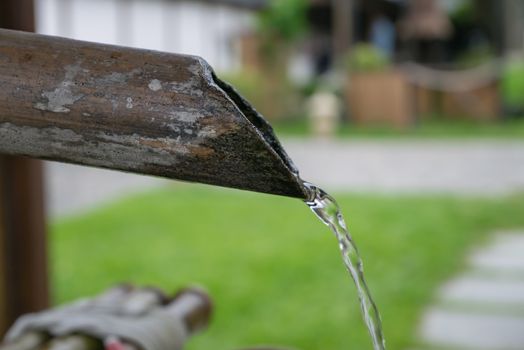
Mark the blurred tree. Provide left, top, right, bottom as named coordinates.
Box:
left=450, top=0, right=475, bottom=25
left=257, top=0, right=308, bottom=62
left=346, top=43, right=389, bottom=73
left=243, top=0, right=309, bottom=120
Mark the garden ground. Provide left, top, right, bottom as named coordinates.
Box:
left=47, top=128, right=524, bottom=349
left=50, top=187, right=524, bottom=350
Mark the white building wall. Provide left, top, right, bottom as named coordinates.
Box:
left=35, top=0, right=256, bottom=72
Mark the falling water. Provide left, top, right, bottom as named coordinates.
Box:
left=303, top=182, right=386, bottom=350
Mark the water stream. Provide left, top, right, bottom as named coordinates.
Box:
left=303, top=182, right=386, bottom=350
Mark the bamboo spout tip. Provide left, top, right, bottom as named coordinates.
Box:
left=0, top=29, right=307, bottom=199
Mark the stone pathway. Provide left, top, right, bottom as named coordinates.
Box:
left=415, top=231, right=524, bottom=349
left=283, top=139, right=524, bottom=195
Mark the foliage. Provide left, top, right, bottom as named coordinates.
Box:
left=456, top=44, right=494, bottom=68
left=220, top=71, right=265, bottom=109
left=450, top=0, right=475, bottom=25
left=255, top=0, right=308, bottom=70
left=231, top=0, right=309, bottom=120
left=257, top=0, right=308, bottom=46
left=502, top=59, right=524, bottom=110
left=346, top=44, right=390, bottom=73
left=51, top=187, right=524, bottom=350
left=221, top=70, right=300, bottom=120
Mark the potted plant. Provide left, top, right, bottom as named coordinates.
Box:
left=345, top=44, right=413, bottom=128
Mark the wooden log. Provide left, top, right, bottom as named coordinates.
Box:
left=0, top=29, right=307, bottom=199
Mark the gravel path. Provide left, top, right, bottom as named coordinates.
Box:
left=45, top=139, right=524, bottom=217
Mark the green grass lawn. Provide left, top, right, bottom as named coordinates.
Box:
left=50, top=186, right=524, bottom=350
left=273, top=118, right=524, bottom=139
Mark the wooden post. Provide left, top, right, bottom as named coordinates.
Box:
left=0, top=0, right=49, bottom=337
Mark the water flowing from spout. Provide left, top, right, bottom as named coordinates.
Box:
left=303, top=182, right=386, bottom=350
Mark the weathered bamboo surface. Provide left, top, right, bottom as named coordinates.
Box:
left=0, top=29, right=307, bottom=198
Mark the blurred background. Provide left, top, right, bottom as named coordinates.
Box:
left=35, top=0, right=524, bottom=130
left=1, top=0, right=524, bottom=350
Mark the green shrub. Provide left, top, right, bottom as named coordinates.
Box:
left=220, top=70, right=301, bottom=120
left=346, top=44, right=390, bottom=73
left=456, top=45, right=494, bottom=68
left=257, top=0, right=308, bottom=59
left=502, top=60, right=524, bottom=109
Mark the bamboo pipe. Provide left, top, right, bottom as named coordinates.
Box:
left=0, top=29, right=308, bottom=199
